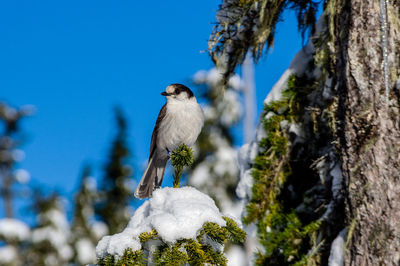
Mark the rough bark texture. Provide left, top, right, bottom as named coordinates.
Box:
left=335, top=0, right=400, bottom=265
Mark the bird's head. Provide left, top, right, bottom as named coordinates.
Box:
left=161, top=84, right=195, bottom=101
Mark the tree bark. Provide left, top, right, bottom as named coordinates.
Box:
left=335, top=0, right=400, bottom=264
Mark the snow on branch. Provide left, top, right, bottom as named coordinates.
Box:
left=0, top=218, right=30, bottom=242
left=96, top=145, right=246, bottom=265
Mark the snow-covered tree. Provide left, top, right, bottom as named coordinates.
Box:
left=0, top=218, right=30, bottom=266
left=25, top=192, right=73, bottom=266
left=189, top=68, right=243, bottom=215
left=95, top=145, right=246, bottom=265
left=70, top=165, right=108, bottom=265
left=95, top=107, right=134, bottom=235
left=0, top=102, right=34, bottom=266
left=211, top=0, right=400, bottom=265
left=0, top=102, right=33, bottom=218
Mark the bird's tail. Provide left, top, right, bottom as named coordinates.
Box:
left=134, top=155, right=167, bottom=199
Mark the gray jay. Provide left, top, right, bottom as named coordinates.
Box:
left=134, top=84, right=204, bottom=199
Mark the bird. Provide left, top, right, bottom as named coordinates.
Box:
left=134, top=84, right=204, bottom=199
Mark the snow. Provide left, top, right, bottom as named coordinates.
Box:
left=84, top=176, right=97, bottom=191
left=191, top=164, right=210, bottom=187
left=96, top=186, right=227, bottom=258
left=193, top=68, right=243, bottom=92
left=76, top=238, right=96, bottom=265
left=32, top=227, right=73, bottom=260
left=0, top=245, right=17, bottom=264
left=226, top=245, right=248, bottom=266
left=11, top=149, right=25, bottom=162
left=41, top=209, right=70, bottom=232
left=32, top=206, right=73, bottom=261
left=218, top=90, right=242, bottom=126
left=14, top=168, right=30, bottom=183
left=213, top=146, right=239, bottom=177
left=235, top=125, right=264, bottom=200
left=0, top=218, right=30, bottom=241
left=328, top=229, right=347, bottom=266
left=236, top=168, right=253, bottom=199
left=92, top=221, right=109, bottom=240
left=396, top=78, right=400, bottom=91
left=330, top=163, right=343, bottom=199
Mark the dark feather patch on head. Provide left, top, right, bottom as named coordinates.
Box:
left=170, top=83, right=194, bottom=98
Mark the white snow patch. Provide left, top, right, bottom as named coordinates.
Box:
left=76, top=238, right=96, bottom=265
left=328, top=229, right=347, bottom=266
left=191, top=163, right=210, bottom=187
left=0, top=218, right=30, bottom=241
left=11, top=149, right=25, bottom=162
left=14, top=169, right=30, bottom=184
left=218, top=90, right=242, bottom=126
left=41, top=209, right=70, bottom=233
left=330, top=163, right=343, bottom=199
left=236, top=168, right=253, bottom=199
left=226, top=245, right=248, bottom=266
left=84, top=176, right=97, bottom=191
left=0, top=245, right=17, bottom=263
left=32, top=227, right=73, bottom=260
left=214, top=146, right=238, bottom=177
left=264, top=69, right=293, bottom=105
left=96, top=187, right=227, bottom=258
left=193, top=68, right=243, bottom=91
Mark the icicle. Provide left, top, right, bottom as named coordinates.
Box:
left=380, top=0, right=390, bottom=105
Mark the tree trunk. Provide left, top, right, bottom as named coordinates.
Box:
left=335, top=0, right=400, bottom=264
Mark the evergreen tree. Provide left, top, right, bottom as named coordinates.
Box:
left=96, top=145, right=246, bottom=266
left=71, top=164, right=106, bottom=265
left=0, top=217, right=30, bottom=266
left=210, top=0, right=400, bottom=264
left=189, top=68, right=243, bottom=213
left=0, top=102, right=33, bottom=266
left=25, top=191, right=73, bottom=266
left=0, top=102, right=33, bottom=218
left=95, top=107, right=134, bottom=235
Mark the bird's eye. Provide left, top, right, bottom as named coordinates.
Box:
left=175, top=89, right=179, bottom=94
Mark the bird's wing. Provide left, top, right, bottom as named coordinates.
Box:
left=149, top=103, right=167, bottom=160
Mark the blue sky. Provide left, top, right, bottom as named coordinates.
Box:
left=0, top=1, right=305, bottom=219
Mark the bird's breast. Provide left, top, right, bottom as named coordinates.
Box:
left=158, top=100, right=204, bottom=151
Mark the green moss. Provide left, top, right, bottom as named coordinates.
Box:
left=246, top=73, right=334, bottom=265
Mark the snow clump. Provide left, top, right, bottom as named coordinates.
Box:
left=96, top=186, right=227, bottom=259
left=0, top=218, right=30, bottom=241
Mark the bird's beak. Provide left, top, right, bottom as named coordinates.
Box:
left=161, top=92, right=171, bottom=96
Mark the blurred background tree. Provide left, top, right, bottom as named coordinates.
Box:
left=0, top=103, right=33, bottom=218
left=25, top=191, right=72, bottom=266
left=188, top=69, right=243, bottom=214
left=95, top=107, right=135, bottom=235
left=70, top=164, right=105, bottom=265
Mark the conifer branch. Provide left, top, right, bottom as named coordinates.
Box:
left=170, top=144, right=194, bottom=188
